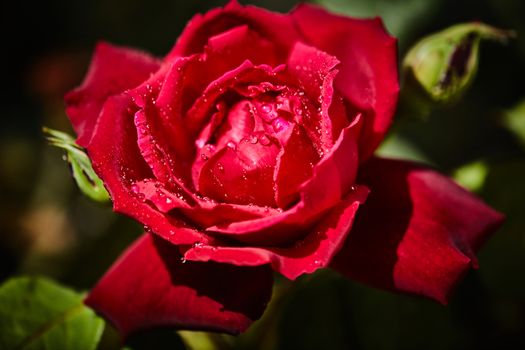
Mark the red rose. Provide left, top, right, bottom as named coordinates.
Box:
left=65, top=1, right=503, bottom=337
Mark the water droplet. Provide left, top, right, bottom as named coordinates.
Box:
left=201, top=153, right=209, bottom=161
left=165, top=197, right=173, bottom=204
left=259, top=134, right=271, bottom=146
left=261, top=103, right=272, bottom=113
left=313, top=259, right=322, bottom=266
left=249, top=135, right=258, bottom=144
left=272, top=118, right=288, bottom=132
left=216, top=162, right=225, bottom=172
left=195, top=139, right=205, bottom=149
left=226, top=141, right=237, bottom=150
left=181, top=258, right=187, bottom=264
left=131, top=184, right=140, bottom=193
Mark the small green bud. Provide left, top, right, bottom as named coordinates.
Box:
left=401, top=22, right=514, bottom=114
left=43, top=127, right=110, bottom=203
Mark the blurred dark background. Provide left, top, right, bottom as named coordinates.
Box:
left=1, top=0, right=524, bottom=349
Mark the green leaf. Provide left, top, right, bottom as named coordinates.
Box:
left=402, top=23, right=514, bottom=113
left=502, top=99, right=525, bottom=149
left=376, top=133, right=434, bottom=166
left=43, top=127, right=110, bottom=203
left=452, top=160, right=489, bottom=192
left=0, top=276, right=105, bottom=350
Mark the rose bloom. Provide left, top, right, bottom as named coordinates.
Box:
left=65, top=1, right=503, bottom=336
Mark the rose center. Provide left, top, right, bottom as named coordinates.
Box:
left=193, top=86, right=320, bottom=208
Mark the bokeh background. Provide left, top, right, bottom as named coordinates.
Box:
left=1, top=0, right=524, bottom=349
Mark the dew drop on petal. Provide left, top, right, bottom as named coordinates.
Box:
left=261, top=103, right=272, bottom=114
left=259, top=134, right=271, bottom=145
left=227, top=141, right=237, bottom=150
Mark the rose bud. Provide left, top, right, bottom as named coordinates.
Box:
left=401, top=22, right=514, bottom=115
left=63, top=1, right=504, bottom=337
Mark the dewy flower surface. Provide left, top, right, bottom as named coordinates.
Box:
left=64, top=0, right=504, bottom=336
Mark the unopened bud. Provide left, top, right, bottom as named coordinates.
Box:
left=401, top=23, right=514, bottom=115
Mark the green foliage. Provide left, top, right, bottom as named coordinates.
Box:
left=312, top=0, right=440, bottom=41
left=453, top=160, right=489, bottom=192
left=502, top=99, right=525, bottom=149
left=0, top=276, right=105, bottom=350
left=43, top=127, right=110, bottom=203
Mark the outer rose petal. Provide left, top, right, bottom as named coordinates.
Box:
left=183, top=185, right=369, bottom=280
left=291, top=4, right=399, bottom=160
left=86, top=233, right=273, bottom=337
left=331, top=158, right=504, bottom=304
left=65, top=42, right=161, bottom=147
left=167, top=0, right=300, bottom=61
left=88, top=94, right=210, bottom=246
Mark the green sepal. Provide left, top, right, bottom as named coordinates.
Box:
left=43, top=127, right=110, bottom=203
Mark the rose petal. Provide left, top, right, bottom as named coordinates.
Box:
left=167, top=0, right=300, bottom=61
left=158, top=24, right=279, bottom=120
left=274, top=123, right=320, bottom=208
left=185, top=61, right=282, bottom=138
left=206, top=115, right=361, bottom=246
left=287, top=42, right=341, bottom=155
left=291, top=4, right=399, bottom=160
left=183, top=186, right=369, bottom=280
left=198, top=134, right=281, bottom=207
left=87, top=93, right=210, bottom=245
left=132, top=178, right=283, bottom=229
left=331, top=157, right=504, bottom=304
left=65, top=42, right=160, bottom=147
left=86, top=233, right=273, bottom=337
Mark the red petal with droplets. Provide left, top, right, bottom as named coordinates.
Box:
left=274, top=124, right=320, bottom=208
left=65, top=42, right=160, bottom=147
left=291, top=4, right=399, bottom=160
left=331, top=158, right=504, bottom=303
left=206, top=116, right=361, bottom=246
left=87, top=94, right=211, bottom=245
left=86, top=233, right=273, bottom=337
left=287, top=42, right=343, bottom=154
left=167, top=0, right=300, bottom=61
left=183, top=186, right=369, bottom=280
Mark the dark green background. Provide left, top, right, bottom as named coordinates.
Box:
left=1, top=0, right=524, bottom=349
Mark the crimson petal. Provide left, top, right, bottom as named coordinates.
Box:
left=291, top=4, right=399, bottom=160
left=183, top=186, right=369, bottom=280
left=167, top=0, right=300, bottom=61
left=65, top=42, right=160, bottom=147
left=331, top=157, right=504, bottom=304
left=206, top=115, right=362, bottom=246
left=86, top=233, right=273, bottom=337
left=88, top=94, right=209, bottom=245
left=287, top=42, right=344, bottom=152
